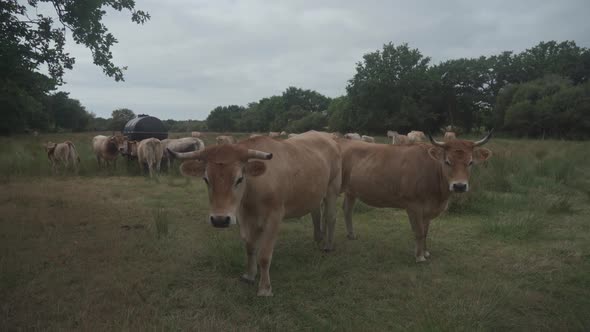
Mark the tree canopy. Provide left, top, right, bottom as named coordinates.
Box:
left=1, top=0, right=149, bottom=135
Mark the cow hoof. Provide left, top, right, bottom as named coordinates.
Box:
left=347, top=233, right=358, bottom=240
left=257, top=288, right=273, bottom=297
left=415, top=256, right=427, bottom=263
left=240, top=275, right=255, bottom=284
left=424, top=251, right=431, bottom=258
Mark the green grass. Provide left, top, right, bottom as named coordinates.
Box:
left=0, top=133, right=589, bottom=330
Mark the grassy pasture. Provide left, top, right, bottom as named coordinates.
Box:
left=1, top=132, right=589, bottom=331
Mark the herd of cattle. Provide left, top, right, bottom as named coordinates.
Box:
left=43, top=128, right=487, bottom=296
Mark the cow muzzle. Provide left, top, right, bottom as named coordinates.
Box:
left=209, top=214, right=236, bottom=228
left=450, top=181, right=469, bottom=193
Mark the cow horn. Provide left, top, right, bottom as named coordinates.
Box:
left=473, top=129, right=494, bottom=147
left=428, top=133, right=445, bottom=147
left=168, top=148, right=203, bottom=160
left=247, top=149, right=273, bottom=160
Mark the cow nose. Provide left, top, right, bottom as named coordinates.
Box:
left=210, top=215, right=231, bottom=228
left=453, top=183, right=468, bottom=192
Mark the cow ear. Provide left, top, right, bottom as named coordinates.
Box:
left=245, top=161, right=267, bottom=177
left=473, top=148, right=492, bottom=164
left=180, top=160, right=206, bottom=177
left=428, top=147, right=444, bottom=162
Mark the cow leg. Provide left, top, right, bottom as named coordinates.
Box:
left=407, top=209, right=427, bottom=262
left=239, top=221, right=261, bottom=284
left=311, top=208, right=323, bottom=243
left=322, top=192, right=338, bottom=251
left=423, top=219, right=432, bottom=258
left=241, top=240, right=258, bottom=284
left=256, top=216, right=281, bottom=296
left=343, top=194, right=357, bottom=240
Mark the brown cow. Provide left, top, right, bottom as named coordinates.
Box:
left=92, top=135, right=125, bottom=168
left=344, top=133, right=361, bottom=140
left=169, top=131, right=342, bottom=296
left=45, top=141, right=80, bottom=173
left=391, top=132, right=410, bottom=144
left=408, top=131, right=426, bottom=143
left=161, top=137, right=204, bottom=169
left=137, top=138, right=164, bottom=177
left=361, top=135, right=375, bottom=143
left=387, top=130, right=396, bottom=140
left=216, top=135, right=237, bottom=145
left=444, top=132, right=457, bottom=141
left=338, top=131, right=493, bottom=262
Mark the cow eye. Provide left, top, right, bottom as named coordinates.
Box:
left=202, top=177, right=209, bottom=185
left=235, top=176, right=244, bottom=187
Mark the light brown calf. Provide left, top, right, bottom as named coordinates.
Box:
left=136, top=138, right=164, bottom=177
left=45, top=141, right=80, bottom=173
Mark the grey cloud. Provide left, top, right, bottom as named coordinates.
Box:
left=58, top=0, right=590, bottom=120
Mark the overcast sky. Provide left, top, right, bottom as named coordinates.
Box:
left=57, top=0, right=590, bottom=120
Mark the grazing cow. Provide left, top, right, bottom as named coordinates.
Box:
left=344, top=133, right=361, bottom=140
left=45, top=141, right=80, bottom=173
left=361, top=135, right=375, bottom=143
left=338, top=131, right=493, bottom=262
left=169, top=131, right=342, bottom=296
left=161, top=137, right=204, bottom=169
left=191, top=131, right=202, bottom=138
left=269, top=132, right=280, bottom=138
left=92, top=135, right=125, bottom=168
left=216, top=135, right=237, bottom=145
left=444, top=132, right=457, bottom=141
left=391, top=132, right=410, bottom=144
left=137, top=138, right=163, bottom=177
left=408, top=131, right=426, bottom=143
left=287, top=133, right=298, bottom=138
left=280, top=131, right=287, bottom=136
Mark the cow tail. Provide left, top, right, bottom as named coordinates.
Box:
left=66, top=141, right=80, bottom=164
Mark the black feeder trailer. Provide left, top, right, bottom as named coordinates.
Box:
left=123, top=115, right=168, bottom=141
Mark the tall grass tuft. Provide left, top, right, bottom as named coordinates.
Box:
left=153, top=208, right=169, bottom=239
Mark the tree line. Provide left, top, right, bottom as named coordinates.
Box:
left=207, top=40, right=590, bottom=138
